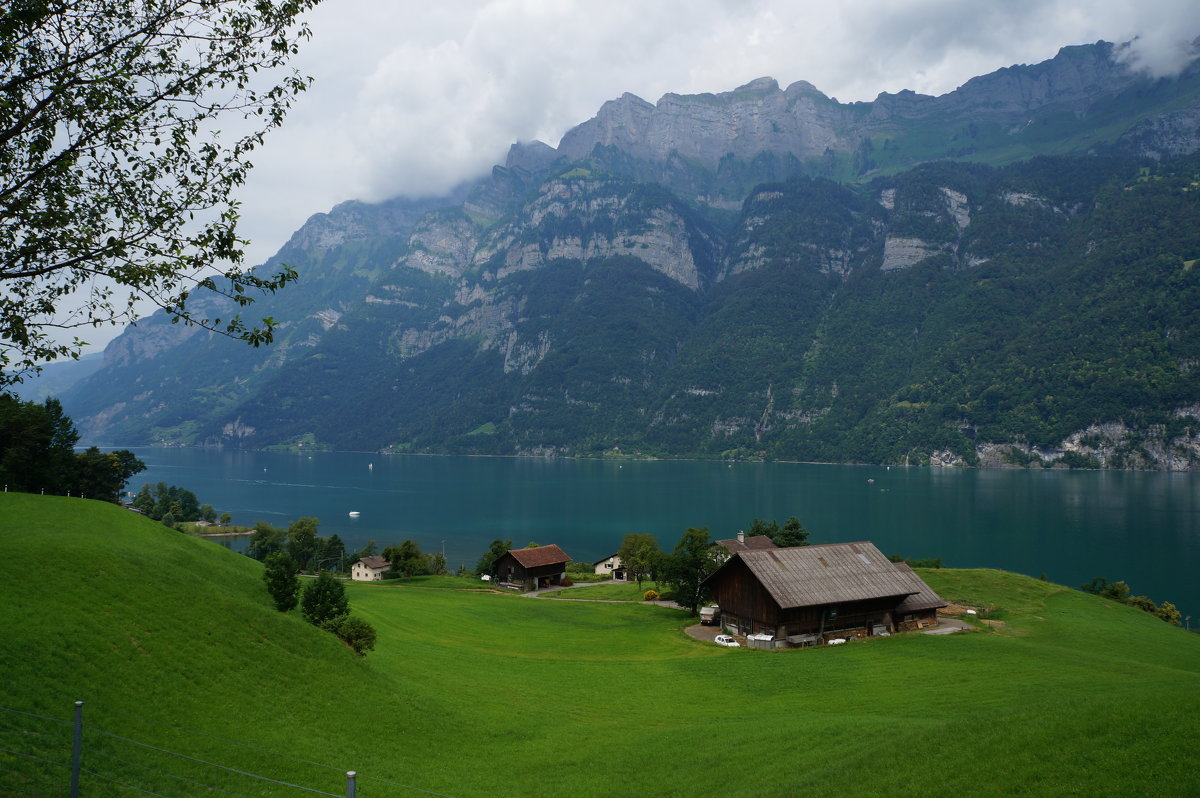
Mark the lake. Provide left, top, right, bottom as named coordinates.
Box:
left=128, top=447, right=1200, bottom=620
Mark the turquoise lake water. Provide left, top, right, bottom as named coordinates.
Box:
left=129, top=447, right=1200, bottom=620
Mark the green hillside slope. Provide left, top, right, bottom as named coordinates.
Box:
left=2, top=494, right=1197, bottom=796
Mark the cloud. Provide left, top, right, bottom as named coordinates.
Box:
left=233, top=0, right=1200, bottom=269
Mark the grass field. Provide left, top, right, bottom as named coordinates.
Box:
left=2, top=493, right=1198, bottom=796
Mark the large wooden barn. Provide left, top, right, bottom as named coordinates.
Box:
left=493, top=544, right=571, bottom=591
left=702, top=541, right=945, bottom=645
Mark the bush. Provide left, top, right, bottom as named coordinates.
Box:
left=301, top=572, right=348, bottom=627
left=262, top=552, right=299, bottom=612
left=332, top=616, right=377, bottom=656
left=643, top=589, right=660, bottom=601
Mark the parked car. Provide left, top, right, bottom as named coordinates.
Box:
left=699, top=605, right=720, bottom=625
left=714, top=634, right=740, bottom=647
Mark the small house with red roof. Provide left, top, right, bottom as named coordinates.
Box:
left=493, top=544, right=571, bottom=591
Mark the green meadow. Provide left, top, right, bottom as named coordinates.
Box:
left=2, top=493, right=1198, bottom=796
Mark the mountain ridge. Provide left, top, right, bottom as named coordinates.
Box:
left=58, top=41, right=1200, bottom=470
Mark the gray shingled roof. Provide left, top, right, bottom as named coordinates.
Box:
left=731, top=542, right=918, bottom=609
left=892, top=562, right=948, bottom=613
left=358, top=555, right=390, bottom=570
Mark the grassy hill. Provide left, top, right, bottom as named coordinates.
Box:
left=2, top=494, right=1197, bottom=796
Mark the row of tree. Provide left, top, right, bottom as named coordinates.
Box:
left=262, top=556, right=376, bottom=656
left=131, top=482, right=228, bottom=528
left=0, top=396, right=145, bottom=501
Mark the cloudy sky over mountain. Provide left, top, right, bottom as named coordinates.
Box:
left=233, top=0, right=1199, bottom=269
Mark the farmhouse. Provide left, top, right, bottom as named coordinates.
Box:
left=701, top=541, right=946, bottom=646
left=493, top=544, right=571, bottom=591
left=593, top=553, right=628, bottom=580
left=351, top=555, right=390, bottom=581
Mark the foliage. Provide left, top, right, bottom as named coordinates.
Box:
left=331, top=615, right=376, bottom=656
left=262, top=552, right=299, bottom=612
left=616, top=532, right=663, bottom=589
left=643, top=589, right=660, bottom=601
left=659, top=527, right=721, bottom=615
left=299, top=571, right=348, bottom=628
left=0, top=0, right=319, bottom=385
left=286, top=517, right=320, bottom=570
left=382, top=539, right=423, bottom=579
left=1081, top=577, right=1180, bottom=624
left=73, top=447, right=145, bottom=503
left=245, top=521, right=287, bottom=561
left=475, top=538, right=512, bottom=575
left=132, top=482, right=201, bottom=521
left=747, top=516, right=810, bottom=547
left=0, top=395, right=142, bottom=498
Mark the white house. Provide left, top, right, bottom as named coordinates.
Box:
left=593, top=553, right=628, bottom=581
left=351, top=555, right=390, bottom=581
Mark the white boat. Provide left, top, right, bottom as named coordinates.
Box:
left=348, top=511, right=360, bottom=518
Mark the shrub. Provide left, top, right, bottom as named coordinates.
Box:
left=262, top=552, right=299, bottom=612
left=301, top=572, right=348, bottom=627
left=332, top=616, right=377, bottom=656
left=643, top=589, right=660, bottom=601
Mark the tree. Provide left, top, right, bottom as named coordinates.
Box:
left=246, top=521, right=286, bottom=561
left=773, top=516, right=810, bottom=547
left=286, top=516, right=320, bottom=570
left=382, top=539, right=423, bottom=579
left=616, top=532, right=662, bottom=590
left=747, top=516, right=811, bottom=548
left=74, top=446, right=145, bottom=502
left=660, top=527, right=721, bottom=616
left=0, top=395, right=79, bottom=493
left=0, top=0, right=320, bottom=386
left=218, top=512, right=232, bottom=526
left=475, top=538, right=512, bottom=576
left=199, top=504, right=217, bottom=523
left=262, top=552, right=299, bottom=612
left=332, top=616, right=376, bottom=656
left=300, top=571, right=347, bottom=627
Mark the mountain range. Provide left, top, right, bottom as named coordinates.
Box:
left=59, top=40, right=1200, bottom=469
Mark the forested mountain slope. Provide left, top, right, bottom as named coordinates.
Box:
left=61, top=42, right=1200, bottom=469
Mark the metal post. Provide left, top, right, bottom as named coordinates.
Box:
left=70, top=701, right=83, bottom=798
left=346, top=771, right=357, bottom=798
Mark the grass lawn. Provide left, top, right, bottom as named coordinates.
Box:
left=2, top=493, right=1198, bottom=796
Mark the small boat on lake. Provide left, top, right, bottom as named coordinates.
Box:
left=348, top=511, right=360, bottom=518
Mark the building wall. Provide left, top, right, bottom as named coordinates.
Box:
left=351, top=563, right=386, bottom=581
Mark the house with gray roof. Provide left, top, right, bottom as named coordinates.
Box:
left=701, top=541, right=946, bottom=645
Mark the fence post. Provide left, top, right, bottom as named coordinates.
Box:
left=346, top=770, right=357, bottom=798
left=70, top=701, right=83, bottom=798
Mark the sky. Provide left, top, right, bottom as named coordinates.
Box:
left=84, top=0, right=1200, bottom=350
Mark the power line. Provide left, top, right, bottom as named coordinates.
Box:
left=90, top=727, right=343, bottom=797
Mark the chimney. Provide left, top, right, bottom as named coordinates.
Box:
left=737, top=530, right=745, bottom=544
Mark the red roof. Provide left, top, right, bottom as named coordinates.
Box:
left=508, top=544, right=571, bottom=568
